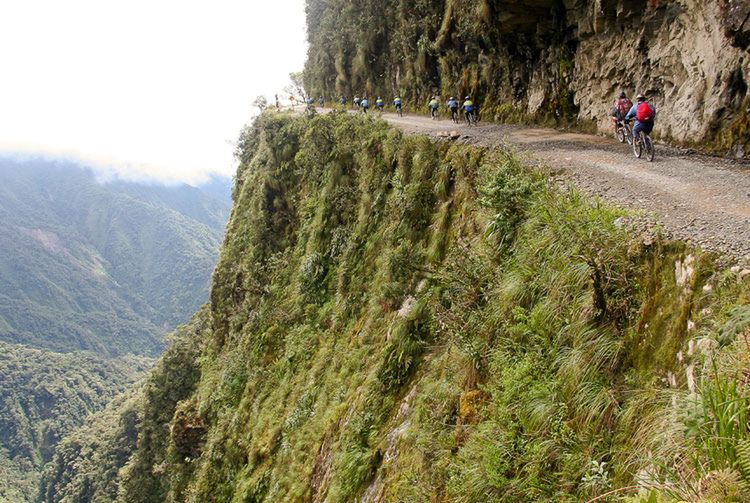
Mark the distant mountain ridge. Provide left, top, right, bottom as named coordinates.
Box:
left=0, top=156, right=232, bottom=356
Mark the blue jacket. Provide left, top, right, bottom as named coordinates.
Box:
left=447, top=99, right=458, bottom=109
left=625, top=102, right=656, bottom=125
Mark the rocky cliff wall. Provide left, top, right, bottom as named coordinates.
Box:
left=304, top=0, right=750, bottom=156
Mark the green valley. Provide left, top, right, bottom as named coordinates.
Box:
left=0, top=157, right=231, bottom=502
left=0, top=158, right=230, bottom=356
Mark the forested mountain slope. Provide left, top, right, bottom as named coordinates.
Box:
left=304, top=0, right=750, bottom=156
left=0, top=157, right=231, bottom=356
left=0, top=342, right=149, bottom=502
left=45, top=112, right=750, bottom=502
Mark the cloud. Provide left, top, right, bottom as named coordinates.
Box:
left=0, top=0, right=308, bottom=184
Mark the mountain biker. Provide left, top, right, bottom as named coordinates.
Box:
left=393, top=96, right=402, bottom=114
left=612, top=91, right=632, bottom=122
left=340, top=95, right=347, bottom=106
left=625, top=94, right=656, bottom=144
left=376, top=96, right=385, bottom=112
left=361, top=97, right=370, bottom=113
left=354, top=95, right=361, bottom=110
left=462, top=96, right=475, bottom=123
left=447, top=97, right=459, bottom=121
left=319, top=96, right=324, bottom=106
left=428, top=96, right=439, bottom=119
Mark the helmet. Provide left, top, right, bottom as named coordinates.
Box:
left=465, top=96, right=470, bottom=99
left=450, top=96, right=455, bottom=100
left=636, top=94, right=646, bottom=102
left=619, top=91, right=626, bottom=99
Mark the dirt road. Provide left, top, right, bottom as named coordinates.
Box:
left=364, top=110, right=750, bottom=263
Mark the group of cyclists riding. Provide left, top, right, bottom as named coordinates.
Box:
left=612, top=91, right=657, bottom=161
left=339, top=94, right=477, bottom=125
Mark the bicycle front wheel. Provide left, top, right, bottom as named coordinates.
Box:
left=633, top=133, right=643, bottom=158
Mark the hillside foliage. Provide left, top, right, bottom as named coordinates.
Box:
left=47, top=112, right=750, bottom=501
left=38, top=310, right=207, bottom=503
left=0, top=159, right=230, bottom=356
left=0, top=342, right=149, bottom=502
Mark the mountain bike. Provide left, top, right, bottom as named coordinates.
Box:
left=613, top=117, right=633, bottom=145
left=451, top=108, right=459, bottom=124
left=396, top=106, right=403, bottom=117
left=430, top=107, right=438, bottom=120
left=465, top=110, right=477, bottom=126
left=632, top=130, right=655, bottom=161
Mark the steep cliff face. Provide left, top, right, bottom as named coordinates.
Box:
left=305, top=0, right=750, bottom=156
left=47, top=113, right=750, bottom=502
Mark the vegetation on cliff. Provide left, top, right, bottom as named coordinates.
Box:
left=47, top=112, right=750, bottom=501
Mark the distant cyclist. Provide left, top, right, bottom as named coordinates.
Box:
left=447, top=96, right=459, bottom=122
left=428, top=96, right=439, bottom=120
left=340, top=95, right=347, bottom=107
left=354, top=95, right=361, bottom=110
left=376, top=96, right=385, bottom=112
left=462, top=96, right=475, bottom=124
left=393, top=96, right=402, bottom=115
left=361, top=97, right=370, bottom=113
left=319, top=96, right=324, bottom=107
left=625, top=94, right=656, bottom=144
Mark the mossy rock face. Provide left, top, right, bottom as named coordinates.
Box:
left=171, top=400, right=207, bottom=459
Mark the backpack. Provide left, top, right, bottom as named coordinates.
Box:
left=617, top=98, right=632, bottom=116
left=636, top=102, right=653, bottom=122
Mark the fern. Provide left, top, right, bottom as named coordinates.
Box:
left=737, top=438, right=750, bottom=481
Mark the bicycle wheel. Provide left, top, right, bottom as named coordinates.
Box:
left=616, top=125, right=625, bottom=143
left=633, top=133, right=643, bottom=158
left=625, top=125, right=633, bottom=145
left=645, top=136, right=655, bottom=162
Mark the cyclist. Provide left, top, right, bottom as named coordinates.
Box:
left=447, top=96, right=459, bottom=122
left=319, top=96, right=324, bottom=107
left=462, top=96, right=475, bottom=123
left=625, top=94, right=656, bottom=144
left=376, top=96, right=385, bottom=112
left=354, top=95, right=361, bottom=110
left=428, top=96, right=439, bottom=120
left=361, top=97, right=370, bottom=113
left=340, top=95, right=347, bottom=107
left=393, top=96, right=402, bottom=115
left=612, top=91, right=632, bottom=122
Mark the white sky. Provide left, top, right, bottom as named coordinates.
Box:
left=0, top=0, right=308, bottom=184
